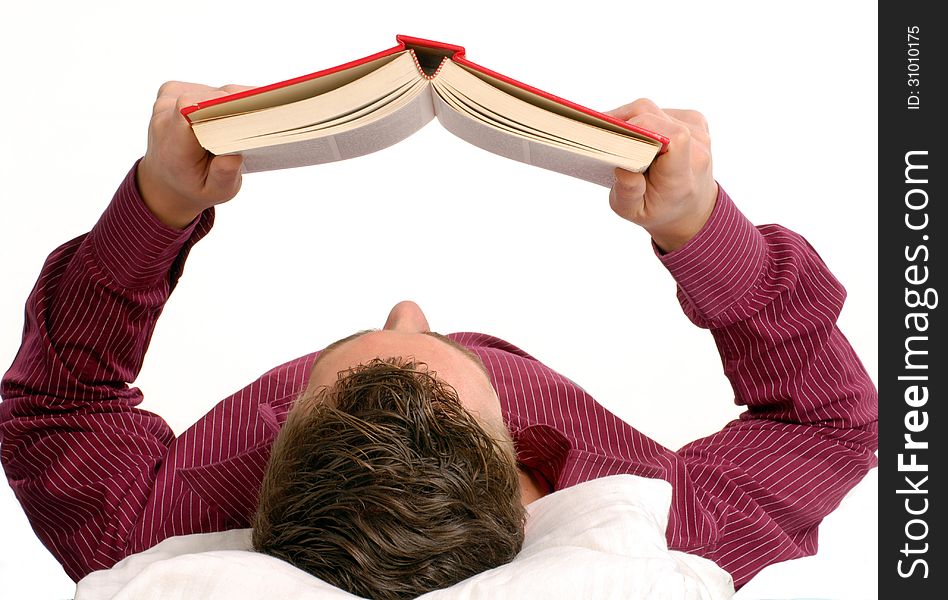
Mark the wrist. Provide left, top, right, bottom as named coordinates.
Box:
left=90, top=160, right=214, bottom=289
left=657, top=185, right=765, bottom=324
left=136, top=158, right=203, bottom=230
left=648, top=183, right=719, bottom=253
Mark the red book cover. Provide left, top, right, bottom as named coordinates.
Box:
left=181, top=34, right=669, bottom=153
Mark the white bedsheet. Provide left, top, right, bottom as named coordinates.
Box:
left=75, top=474, right=735, bottom=600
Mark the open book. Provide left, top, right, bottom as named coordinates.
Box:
left=182, top=35, right=669, bottom=187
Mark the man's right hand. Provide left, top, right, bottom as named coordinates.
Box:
left=137, top=81, right=256, bottom=229
left=605, top=99, right=718, bottom=254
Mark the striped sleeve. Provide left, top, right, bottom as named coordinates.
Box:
left=658, top=185, right=878, bottom=586
left=0, top=160, right=214, bottom=581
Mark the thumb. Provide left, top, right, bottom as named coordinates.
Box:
left=206, top=153, right=244, bottom=199
left=609, top=168, right=647, bottom=223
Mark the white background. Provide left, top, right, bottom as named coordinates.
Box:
left=0, top=2, right=877, bottom=599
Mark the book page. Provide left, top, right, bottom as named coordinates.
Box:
left=248, top=78, right=419, bottom=138
left=192, top=52, right=423, bottom=151
left=238, top=84, right=436, bottom=173
left=451, top=61, right=660, bottom=144
left=432, top=60, right=659, bottom=165
left=434, top=79, right=606, bottom=155
left=432, top=92, right=643, bottom=186
left=187, top=53, right=405, bottom=122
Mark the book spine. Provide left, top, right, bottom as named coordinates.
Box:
left=405, top=49, right=449, bottom=80
left=395, top=34, right=466, bottom=57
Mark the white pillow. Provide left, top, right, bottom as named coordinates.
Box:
left=75, top=475, right=734, bottom=599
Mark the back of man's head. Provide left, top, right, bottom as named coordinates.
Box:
left=252, top=358, right=526, bottom=600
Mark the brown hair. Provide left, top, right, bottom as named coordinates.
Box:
left=252, top=358, right=526, bottom=600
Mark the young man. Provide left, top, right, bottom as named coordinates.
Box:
left=0, top=82, right=877, bottom=599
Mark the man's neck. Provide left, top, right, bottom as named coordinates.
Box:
left=518, top=467, right=548, bottom=506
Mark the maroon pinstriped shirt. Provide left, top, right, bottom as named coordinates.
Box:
left=0, top=162, right=877, bottom=589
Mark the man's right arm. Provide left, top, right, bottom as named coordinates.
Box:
left=138, top=81, right=252, bottom=229
left=0, top=81, right=256, bottom=581
left=0, top=160, right=216, bottom=580
left=603, top=99, right=877, bottom=587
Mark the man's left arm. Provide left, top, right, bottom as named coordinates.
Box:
left=657, top=184, right=877, bottom=586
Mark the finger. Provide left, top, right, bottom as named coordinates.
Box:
left=219, top=84, right=256, bottom=94
left=173, top=90, right=234, bottom=127
left=168, top=93, right=219, bottom=155
left=166, top=88, right=255, bottom=126
left=604, top=98, right=664, bottom=121
left=614, top=167, right=646, bottom=191
left=606, top=102, right=709, bottom=147
left=662, top=109, right=710, bottom=144
left=152, top=95, right=178, bottom=117
left=622, top=112, right=693, bottom=175
left=204, top=154, right=244, bottom=204
left=156, top=80, right=221, bottom=100
left=173, top=93, right=205, bottom=127
left=176, top=89, right=234, bottom=112
left=663, top=109, right=708, bottom=133
left=610, top=168, right=646, bottom=221
left=205, top=153, right=244, bottom=195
